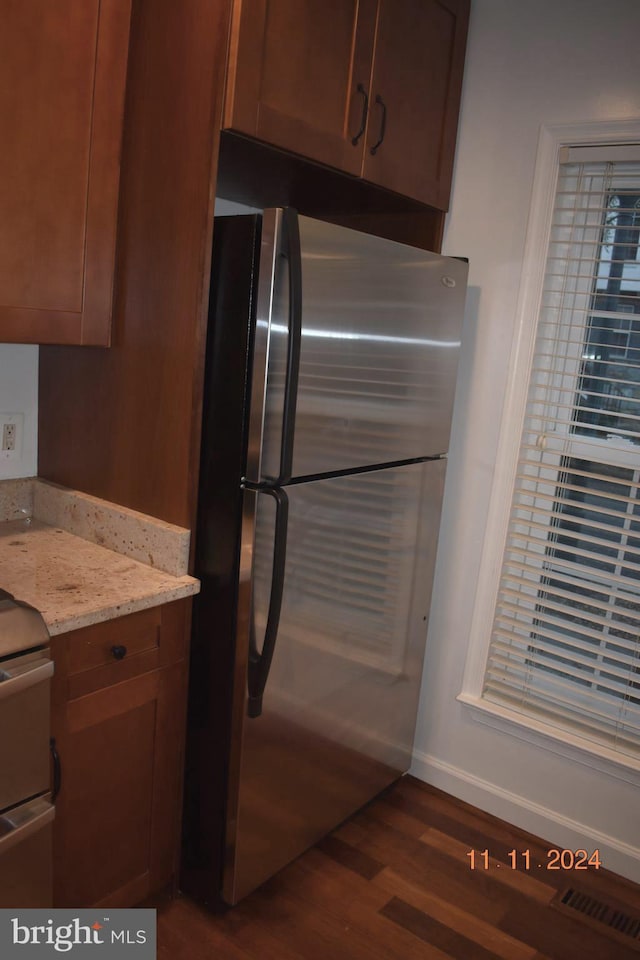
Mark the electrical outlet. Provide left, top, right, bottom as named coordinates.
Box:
left=0, top=413, right=24, bottom=460
left=2, top=423, right=15, bottom=451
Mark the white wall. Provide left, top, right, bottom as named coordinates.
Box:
left=0, top=345, right=38, bottom=480
left=412, top=0, right=640, bottom=881
left=214, top=199, right=260, bottom=215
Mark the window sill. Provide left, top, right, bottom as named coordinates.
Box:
left=457, top=692, right=640, bottom=786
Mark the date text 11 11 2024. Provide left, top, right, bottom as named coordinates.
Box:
left=466, top=849, right=602, bottom=871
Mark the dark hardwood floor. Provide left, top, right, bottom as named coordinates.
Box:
left=158, top=776, right=640, bottom=959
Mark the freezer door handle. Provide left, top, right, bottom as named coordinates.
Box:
left=277, top=207, right=302, bottom=485
left=247, top=487, right=289, bottom=718
left=244, top=208, right=302, bottom=486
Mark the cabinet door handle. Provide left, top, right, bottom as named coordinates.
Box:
left=111, top=645, right=127, bottom=660
left=351, top=83, right=369, bottom=146
left=369, top=94, right=387, bottom=155
left=50, top=737, right=61, bottom=802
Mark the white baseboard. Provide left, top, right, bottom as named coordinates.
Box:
left=410, top=750, right=640, bottom=885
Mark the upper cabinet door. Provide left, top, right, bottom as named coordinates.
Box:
left=363, top=0, right=469, bottom=210
left=224, top=0, right=378, bottom=176
left=0, top=0, right=131, bottom=346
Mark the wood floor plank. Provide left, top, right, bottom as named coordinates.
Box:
left=363, top=795, right=435, bottom=839
left=381, top=896, right=506, bottom=960
left=288, top=846, right=393, bottom=912
left=315, top=833, right=385, bottom=880
left=374, top=867, right=539, bottom=960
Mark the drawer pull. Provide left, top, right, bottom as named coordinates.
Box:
left=110, top=645, right=127, bottom=661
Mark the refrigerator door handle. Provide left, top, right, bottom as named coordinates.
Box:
left=244, top=208, right=302, bottom=487
left=277, top=208, right=302, bottom=485
left=247, top=487, right=289, bottom=718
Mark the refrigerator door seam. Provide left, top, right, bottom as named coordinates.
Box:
left=243, top=453, right=446, bottom=489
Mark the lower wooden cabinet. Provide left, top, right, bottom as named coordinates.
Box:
left=50, top=601, right=190, bottom=907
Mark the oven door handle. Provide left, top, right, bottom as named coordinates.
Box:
left=0, top=658, right=53, bottom=700
left=0, top=797, right=55, bottom=856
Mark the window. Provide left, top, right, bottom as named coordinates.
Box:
left=481, top=146, right=640, bottom=759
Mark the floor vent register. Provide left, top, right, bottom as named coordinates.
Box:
left=555, top=886, right=640, bottom=948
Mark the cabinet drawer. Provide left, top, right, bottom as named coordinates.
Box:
left=66, top=607, right=162, bottom=699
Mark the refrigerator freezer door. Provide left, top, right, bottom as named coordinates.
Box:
left=258, top=212, right=467, bottom=481
left=223, top=458, right=446, bottom=904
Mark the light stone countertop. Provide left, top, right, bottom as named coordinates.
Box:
left=0, top=479, right=200, bottom=636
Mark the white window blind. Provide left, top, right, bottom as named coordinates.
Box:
left=483, top=148, right=640, bottom=758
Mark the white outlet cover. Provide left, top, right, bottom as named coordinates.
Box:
left=0, top=412, right=24, bottom=460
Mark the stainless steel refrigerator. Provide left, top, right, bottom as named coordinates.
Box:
left=181, top=208, right=467, bottom=907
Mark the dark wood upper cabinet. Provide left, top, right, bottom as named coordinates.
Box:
left=223, top=0, right=469, bottom=210
left=224, top=0, right=378, bottom=176
left=0, top=0, right=131, bottom=346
